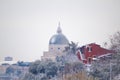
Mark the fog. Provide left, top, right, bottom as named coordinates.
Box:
left=0, top=0, right=120, bottom=61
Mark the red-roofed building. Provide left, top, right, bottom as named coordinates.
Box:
left=76, top=43, right=115, bottom=64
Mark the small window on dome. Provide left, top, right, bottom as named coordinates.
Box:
left=51, top=48, right=53, bottom=50
left=58, top=48, right=60, bottom=50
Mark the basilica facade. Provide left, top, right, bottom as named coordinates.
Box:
left=41, top=24, right=69, bottom=61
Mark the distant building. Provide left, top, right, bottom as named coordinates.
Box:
left=4, top=57, right=13, bottom=61
left=0, top=64, right=29, bottom=80
left=0, top=75, right=12, bottom=80
left=41, top=23, right=69, bottom=61
left=0, top=65, right=8, bottom=74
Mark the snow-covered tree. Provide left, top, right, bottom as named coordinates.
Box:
left=23, top=60, right=59, bottom=80
left=110, top=31, right=120, bottom=53
left=109, top=31, right=120, bottom=78
left=6, top=66, right=14, bottom=75
left=64, top=41, right=78, bottom=54
left=90, top=31, right=120, bottom=80
left=62, top=41, right=81, bottom=63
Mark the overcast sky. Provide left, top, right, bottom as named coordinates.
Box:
left=0, top=0, right=120, bottom=62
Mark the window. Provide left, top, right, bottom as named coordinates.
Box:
left=51, top=48, right=53, bottom=49
left=88, top=57, right=92, bottom=63
left=58, top=48, right=60, bottom=50
left=87, top=46, right=92, bottom=52
left=93, top=55, right=96, bottom=58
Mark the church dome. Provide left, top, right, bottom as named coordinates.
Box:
left=49, top=23, right=69, bottom=45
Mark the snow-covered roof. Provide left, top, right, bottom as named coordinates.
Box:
left=0, top=61, right=17, bottom=65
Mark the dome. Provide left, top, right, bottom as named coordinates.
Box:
left=49, top=33, right=69, bottom=45
left=49, top=24, right=69, bottom=45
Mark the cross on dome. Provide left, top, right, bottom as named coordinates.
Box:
left=57, top=22, right=62, bottom=33
left=49, top=22, right=69, bottom=45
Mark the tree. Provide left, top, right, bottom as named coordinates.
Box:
left=109, top=31, right=120, bottom=78
left=29, top=60, right=41, bottom=75
left=110, top=31, right=120, bottom=53
left=64, top=41, right=78, bottom=54
left=90, top=61, right=110, bottom=80
left=90, top=31, right=120, bottom=80
left=62, top=41, right=80, bottom=63
left=45, top=61, right=58, bottom=78
left=6, top=66, right=14, bottom=75
left=20, top=72, right=35, bottom=80
left=28, top=60, right=59, bottom=79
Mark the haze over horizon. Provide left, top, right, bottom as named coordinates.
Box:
left=0, top=0, right=120, bottom=62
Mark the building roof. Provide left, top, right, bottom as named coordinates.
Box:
left=0, top=61, right=17, bottom=65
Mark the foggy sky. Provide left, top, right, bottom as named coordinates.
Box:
left=0, top=0, right=120, bottom=62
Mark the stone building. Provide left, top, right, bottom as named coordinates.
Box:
left=41, top=23, right=69, bottom=61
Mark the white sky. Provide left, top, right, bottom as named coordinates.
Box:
left=0, top=0, right=120, bottom=62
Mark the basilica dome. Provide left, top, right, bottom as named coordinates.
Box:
left=49, top=25, right=69, bottom=45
